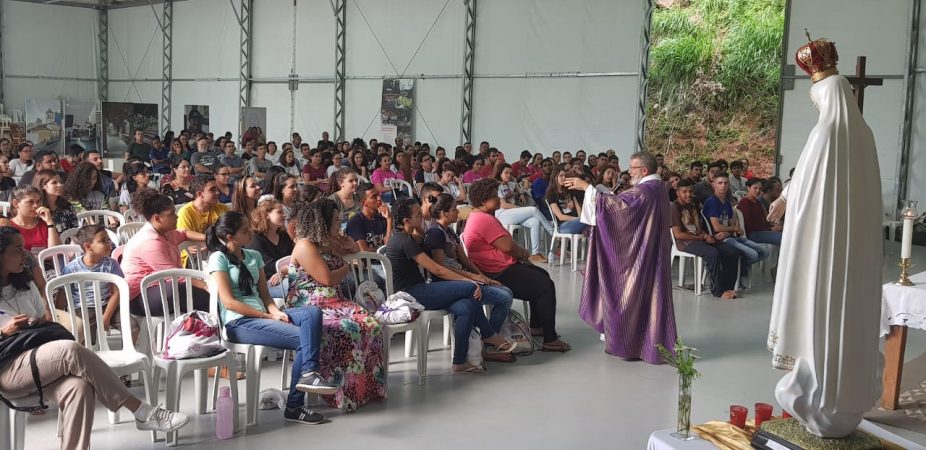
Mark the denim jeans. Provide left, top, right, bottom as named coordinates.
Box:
left=723, top=235, right=769, bottom=274
left=496, top=206, right=553, bottom=254
left=267, top=279, right=290, bottom=299
left=479, top=285, right=514, bottom=332
left=225, top=305, right=323, bottom=408
left=558, top=219, right=587, bottom=234
left=403, top=281, right=497, bottom=365
left=747, top=231, right=782, bottom=246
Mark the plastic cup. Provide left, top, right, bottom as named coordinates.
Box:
left=729, top=405, right=748, bottom=429
left=782, top=410, right=792, bottom=419
left=755, top=403, right=773, bottom=428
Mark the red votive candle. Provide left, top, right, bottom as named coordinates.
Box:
left=782, top=410, right=792, bottom=419
left=755, top=403, right=773, bottom=428
left=729, top=405, right=748, bottom=429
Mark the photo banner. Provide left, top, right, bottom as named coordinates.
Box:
left=240, top=107, right=267, bottom=145
left=101, top=102, right=158, bottom=157
left=184, top=105, right=210, bottom=134
left=0, top=106, right=26, bottom=148
left=64, top=100, right=99, bottom=153
left=381, top=79, right=415, bottom=143
left=25, top=98, right=63, bottom=152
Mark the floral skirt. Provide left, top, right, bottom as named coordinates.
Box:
left=309, top=297, right=386, bottom=412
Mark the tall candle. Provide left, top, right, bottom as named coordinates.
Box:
left=902, top=217, right=914, bottom=259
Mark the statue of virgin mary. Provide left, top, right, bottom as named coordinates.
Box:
left=766, top=37, right=883, bottom=438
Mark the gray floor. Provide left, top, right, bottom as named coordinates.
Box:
left=21, top=240, right=926, bottom=449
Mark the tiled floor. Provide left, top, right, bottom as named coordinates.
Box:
left=17, top=241, right=926, bottom=449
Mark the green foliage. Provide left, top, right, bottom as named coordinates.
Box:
left=657, top=338, right=701, bottom=381
left=647, top=0, right=784, bottom=176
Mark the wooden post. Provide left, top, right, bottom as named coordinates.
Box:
left=881, top=325, right=908, bottom=410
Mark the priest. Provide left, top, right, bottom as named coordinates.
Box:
left=564, top=151, right=676, bottom=364
left=766, top=37, right=882, bottom=437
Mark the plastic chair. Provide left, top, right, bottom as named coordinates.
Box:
left=702, top=210, right=744, bottom=290
left=669, top=230, right=707, bottom=295
left=76, top=210, right=126, bottom=228
left=117, top=222, right=145, bottom=245
left=37, top=245, right=82, bottom=281
left=59, top=227, right=118, bottom=246
left=45, top=273, right=155, bottom=436
left=545, top=200, right=587, bottom=271
left=139, top=269, right=240, bottom=446
left=1, top=393, right=44, bottom=450
left=178, top=240, right=209, bottom=271
left=504, top=223, right=529, bottom=252
left=0, top=201, right=10, bottom=216
left=123, top=208, right=145, bottom=223
left=344, top=251, right=450, bottom=385
left=387, top=179, right=414, bottom=199
left=207, top=279, right=291, bottom=427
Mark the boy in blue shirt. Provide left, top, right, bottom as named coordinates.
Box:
left=702, top=172, right=769, bottom=287
left=62, top=223, right=139, bottom=343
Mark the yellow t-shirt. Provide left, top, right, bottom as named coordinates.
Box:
left=177, top=202, right=229, bottom=267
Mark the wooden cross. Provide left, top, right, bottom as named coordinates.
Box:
left=843, top=56, right=883, bottom=113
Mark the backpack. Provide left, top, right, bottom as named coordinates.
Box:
left=500, top=310, right=535, bottom=356
left=162, top=311, right=225, bottom=360
left=0, top=321, right=75, bottom=412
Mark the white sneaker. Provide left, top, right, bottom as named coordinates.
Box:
left=136, top=404, right=190, bottom=432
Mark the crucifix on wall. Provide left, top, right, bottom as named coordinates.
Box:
left=844, top=56, right=883, bottom=113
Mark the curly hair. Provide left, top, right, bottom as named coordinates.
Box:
left=468, top=178, right=500, bottom=208
left=63, top=162, right=102, bottom=202
left=294, top=198, right=338, bottom=247
left=132, top=187, right=174, bottom=220
left=249, top=198, right=280, bottom=235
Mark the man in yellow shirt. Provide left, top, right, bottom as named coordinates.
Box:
left=177, top=175, right=228, bottom=267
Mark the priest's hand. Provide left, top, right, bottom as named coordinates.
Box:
left=564, top=177, right=588, bottom=191
left=767, top=198, right=786, bottom=223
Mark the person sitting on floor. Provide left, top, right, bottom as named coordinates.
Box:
left=207, top=212, right=338, bottom=425
left=671, top=180, right=739, bottom=299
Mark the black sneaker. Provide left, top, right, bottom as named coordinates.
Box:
left=284, top=406, right=326, bottom=425
left=295, top=372, right=338, bottom=395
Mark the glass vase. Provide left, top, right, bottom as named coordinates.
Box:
left=671, top=374, right=695, bottom=441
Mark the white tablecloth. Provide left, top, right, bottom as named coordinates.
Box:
left=881, top=271, right=926, bottom=336
left=646, top=429, right=717, bottom=450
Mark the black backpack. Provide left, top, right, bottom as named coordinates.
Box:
left=0, top=321, right=74, bottom=412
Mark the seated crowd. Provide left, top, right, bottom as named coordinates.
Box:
left=0, top=131, right=776, bottom=448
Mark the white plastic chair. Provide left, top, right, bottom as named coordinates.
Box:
left=139, top=269, right=240, bottom=446
left=0, top=201, right=10, bottom=216
left=76, top=209, right=126, bottom=228
left=545, top=200, right=587, bottom=271
left=387, top=179, right=414, bottom=199
left=117, top=222, right=145, bottom=245
left=670, top=230, right=707, bottom=295
left=702, top=210, right=744, bottom=290
left=1, top=393, right=44, bottom=450
left=178, top=240, right=209, bottom=271
left=207, top=279, right=291, bottom=427
left=37, top=245, right=82, bottom=281
left=345, top=251, right=450, bottom=385
left=504, top=223, right=529, bottom=252
left=45, top=273, right=155, bottom=435
left=123, top=208, right=145, bottom=223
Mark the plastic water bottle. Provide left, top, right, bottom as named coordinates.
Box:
left=216, top=386, right=234, bottom=440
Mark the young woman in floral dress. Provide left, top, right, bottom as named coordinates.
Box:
left=285, top=198, right=385, bottom=411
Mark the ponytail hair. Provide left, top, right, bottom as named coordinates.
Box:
left=205, top=211, right=254, bottom=296
left=391, top=198, right=419, bottom=231
left=429, top=193, right=456, bottom=219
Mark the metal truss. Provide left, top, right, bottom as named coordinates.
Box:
left=334, top=0, right=346, bottom=142
left=230, top=0, right=252, bottom=132
left=896, top=0, right=922, bottom=212
left=159, top=0, right=173, bottom=135
left=460, top=0, right=476, bottom=144
left=98, top=1, right=109, bottom=102
left=0, top=0, right=5, bottom=105
left=634, top=0, right=653, bottom=153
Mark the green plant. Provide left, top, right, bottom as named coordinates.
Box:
left=657, top=337, right=701, bottom=380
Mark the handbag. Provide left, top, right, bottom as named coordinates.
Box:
left=0, top=321, right=75, bottom=412
left=162, top=311, right=225, bottom=360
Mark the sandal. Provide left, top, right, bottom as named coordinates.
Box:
left=488, top=340, right=518, bottom=353
left=541, top=340, right=572, bottom=353
left=451, top=364, right=487, bottom=375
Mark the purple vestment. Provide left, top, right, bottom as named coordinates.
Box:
left=578, top=180, right=677, bottom=364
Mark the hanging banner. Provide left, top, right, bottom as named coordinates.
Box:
left=25, top=98, right=63, bottom=152
left=240, top=107, right=267, bottom=145
left=64, top=100, right=99, bottom=153
left=184, top=105, right=210, bottom=134
left=381, top=78, right=415, bottom=143
left=101, top=102, right=159, bottom=157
